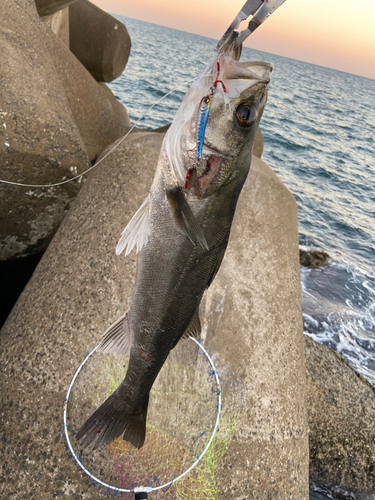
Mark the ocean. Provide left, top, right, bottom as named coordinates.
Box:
left=109, top=16, right=375, bottom=386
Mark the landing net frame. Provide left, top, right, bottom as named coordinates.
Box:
left=63, top=337, right=222, bottom=496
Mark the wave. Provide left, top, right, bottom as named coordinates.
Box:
left=301, top=245, right=375, bottom=385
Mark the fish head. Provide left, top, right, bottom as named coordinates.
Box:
left=164, top=53, right=272, bottom=198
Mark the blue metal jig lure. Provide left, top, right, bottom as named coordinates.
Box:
left=195, top=62, right=228, bottom=163
left=196, top=95, right=211, bottom=160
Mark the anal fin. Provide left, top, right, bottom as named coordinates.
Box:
left=166, top=186, right=208, bottom=250
left=98, top=311, right=132, bottom=355
left=182, top=308, right=201, bottom=340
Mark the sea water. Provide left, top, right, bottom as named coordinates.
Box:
left=110, top=16, right=375, bottom=386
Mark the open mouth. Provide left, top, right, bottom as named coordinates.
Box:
left=196, top=153, right=224, bottom=196
left=184, top=151, right=224, bottom=196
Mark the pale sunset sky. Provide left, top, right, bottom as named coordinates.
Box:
left=90, top=0, right=375, bottom=80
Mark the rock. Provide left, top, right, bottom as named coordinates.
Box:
left=300, top=248, right=330, bottom=268
left=35, top=0, right=78, bottom=17
left=0, top=132, right=309, bottom=498
left=305, top=335, right=375, bottom=499
left=43, top=23, right=131, bottom=159
left=42, top=6, right=70, bottom=46
left=0, top=0, right=90, bottom=260
left=69, top=0, right=131, bottom=83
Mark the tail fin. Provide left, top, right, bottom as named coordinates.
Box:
left=76, top=392, right=148, bottom=450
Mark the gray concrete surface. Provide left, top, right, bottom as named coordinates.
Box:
left=69, top=0, right=131, bottom=82
left=253, top=126, right=264, bottom=158
left=0, top=131, right=309, bottom=498
left=200, top=154, right=309, bottom=498
left=306, top=335, right=375, bottom=499
left=35, top=0, right=78, bottom=17
left=0, top=0, right=90, bottom=260
left=42, top=6, right=70, bottom=46
left=44, top=22, right=131, bottom=159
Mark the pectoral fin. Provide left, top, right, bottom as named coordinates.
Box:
left=98, top=311, right=132, bottom=355
left=116, top=195, right=150, bottom=256
left=166, top=186, right=208, bottom=250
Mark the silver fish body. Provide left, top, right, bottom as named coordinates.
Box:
left=76, top=48, right=272, bottom=450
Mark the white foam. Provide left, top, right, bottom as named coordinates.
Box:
left=301, top=246, right=375, bottom=385
left=303, top=314, right=319, bottom=328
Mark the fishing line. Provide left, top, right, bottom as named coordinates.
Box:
left=0, top=74, right=209, bottom=189
left=63, top=336, right=222, bottom=499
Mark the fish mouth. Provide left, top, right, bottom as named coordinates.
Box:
left=243, top=61, right=273, bottom=83
left=195, top=152, right=225, bottom=197
left=228, top=60, right=273, bottom=83
left=184, top=146, right=225, bottom=196
left=223, top=60, right=272, bottom=97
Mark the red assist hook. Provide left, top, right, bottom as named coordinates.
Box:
left=184, top=172, right=191, bottom=189
left=212, top=62, right=228, bottom=93
left=191, top=59, right=228, bottom=167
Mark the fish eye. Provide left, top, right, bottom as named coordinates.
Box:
left=235, top=103, right=257, bottom=128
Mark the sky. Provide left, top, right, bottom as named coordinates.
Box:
left=90, top=0, right=375, bottom=80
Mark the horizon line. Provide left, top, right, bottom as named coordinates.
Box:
left=113, top=13, right=375, bottom=82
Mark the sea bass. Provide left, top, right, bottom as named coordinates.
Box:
left=76, top=41, right=272, bottom=450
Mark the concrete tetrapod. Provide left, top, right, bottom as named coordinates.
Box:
left=0, top=132, right=309, bottom=498
left=42, top=6, right=70, bottom=47
left=306, top=336, right=375, bottom=499
left=0, top=0, right=90, bottom=260
left=43, top=21, right=132, bottom=160
left=69, top=0, right=131, bottom=83
left=35, top=0, right=78, bottom=17
left=200, top=148, right=309, bottom=498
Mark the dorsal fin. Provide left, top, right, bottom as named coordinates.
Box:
left=98, top=311, right=132, bottom=355
left=116, top=195, right=150, bottom=256
left=166, top=186, right=208, bottom=250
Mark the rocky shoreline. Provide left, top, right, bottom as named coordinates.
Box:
left=1, top=2, right=374, bottom=499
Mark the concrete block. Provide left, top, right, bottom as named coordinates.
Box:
left=43, top=24, right=131, bottom=160
left=201, top=154, right=309, bottom=498
left=0, top=0, right=90, bottom=260
left=35, top=0, right=78, bottom=17
left=42, top=6, right=70, bottom=46
left=69, top=0, right=131, bottom=83
left=253, top=126, right=264, bottom=158
left=306, top=336, right=375, bottom=498
left=0, top=132, right=309, bottom=498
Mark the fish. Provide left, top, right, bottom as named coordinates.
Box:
left=76, top=37, right=272, bottom=450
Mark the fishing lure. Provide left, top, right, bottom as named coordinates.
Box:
left=196, top=95, right=211, bottom=160
left=196, top=62, right=228, bottom=162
